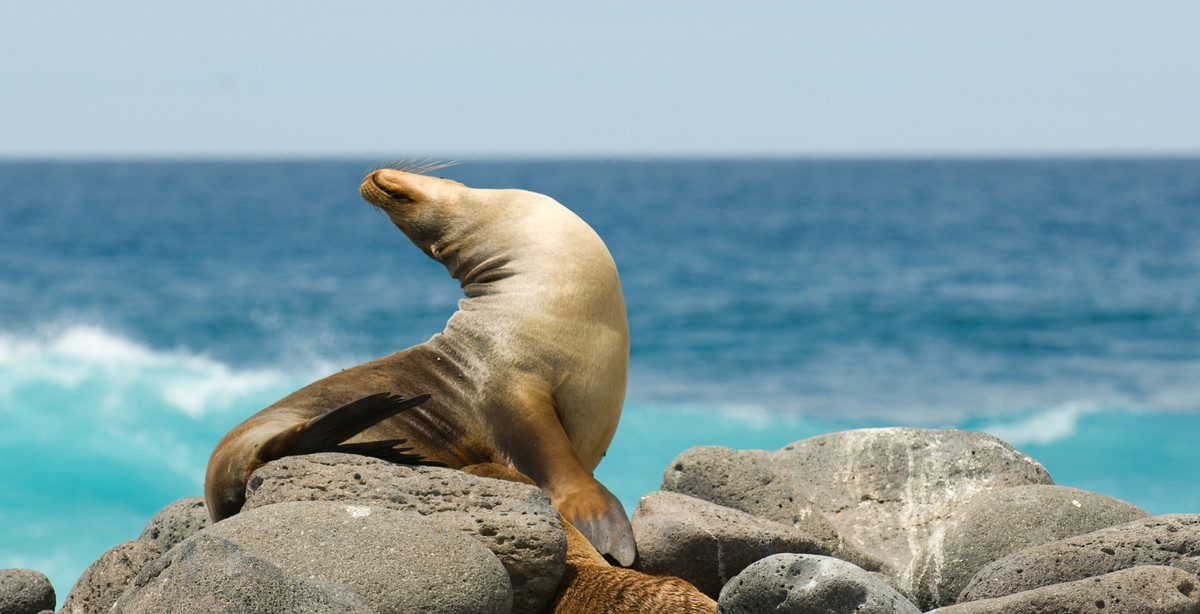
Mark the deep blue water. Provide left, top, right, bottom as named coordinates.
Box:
left=2, top=158, right=1199, bottom=600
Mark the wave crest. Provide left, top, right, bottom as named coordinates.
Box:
left=0, top=325, right=317, bottom=418
left=979, top=402, right=1102, bottom=446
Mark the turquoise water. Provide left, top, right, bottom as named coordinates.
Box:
left=2, top=158, right=1198, bottom=599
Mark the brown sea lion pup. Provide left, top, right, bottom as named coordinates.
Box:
left=553, top=525, right=717, bottom=614
left=464, top=463, right=717, bottom=614
left=205, top=163, right=636, bottom=565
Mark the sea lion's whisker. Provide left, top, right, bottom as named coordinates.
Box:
left=370, top=157, right=459, bottom=176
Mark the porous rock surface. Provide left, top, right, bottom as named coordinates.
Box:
left=716, top=553, right=921, bottom=614
left=0, top=568, right=56, bottom=614
left=197, top=499, right=513, bottom=614
left=59, top=539, right=164, bottom=614
left=41, top=427, right=1199, bottom=613
left=110, top=535, right=373, bottom=614
left=912, top=484, right=1150, bottom=609
left=662, top=427, right=1054, bottom=598
left=930, top=565, right=1200, bottom=614
left=960, top=513, right=1200, bottom=602
left=243, top=452, right=565, bottom=614
left=138, top=496, right=211, bottom=551
left=632, top=490, right=848, bottom=598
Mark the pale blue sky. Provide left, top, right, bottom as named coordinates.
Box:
left=2, top=1, right=1197, bottom=158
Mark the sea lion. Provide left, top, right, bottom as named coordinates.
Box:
left=204, top=164, right=636, bottom=566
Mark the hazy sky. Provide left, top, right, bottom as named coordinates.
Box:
left=2, top=1, right=1197, bottom=158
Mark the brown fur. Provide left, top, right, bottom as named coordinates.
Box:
left=464, top=464, right=716, bottom=614
left=552, top=516, right=717, bottom=613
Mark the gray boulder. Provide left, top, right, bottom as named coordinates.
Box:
left=199, top=499, right=512, bottom=614
left=661, top=443, right=843, bottom=538
left=139, top=496, right=211, bottom=551
left=59, top=539, right=164, bottom=614
left=243, top=453, right=564, bottom=614
left=930, top=565, right=1200, bottom=614
left=960, top=513, right=1200, bottom=602
left=111, top=535, right=372, bottom=614
left=717, top=553, right=921, bottom=614
left=632, top=490, right=852, bottom=598
left=0, top=568, right=55, bottom=614
left=913, top=484, right=1149, bottom=609
left=664, top=428, right=1053, bottom=595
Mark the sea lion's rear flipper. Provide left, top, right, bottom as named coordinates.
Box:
left=257, top=392, right=431, bottom=462
left=335, top=439, right=442, bottom=466
left=207, top=392, right=433, bottom=521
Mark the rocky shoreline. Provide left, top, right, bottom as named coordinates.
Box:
left=4, top=427, right=1199, bottom=613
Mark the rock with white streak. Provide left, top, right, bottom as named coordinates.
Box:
left=664, top=427, right=1053, bottom=598
left=912, top=484, right=1149, bottom=609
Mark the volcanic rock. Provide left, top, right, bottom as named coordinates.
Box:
left=139, top=496, right=211, bottom=551
left=110, top=535, right=372, bottom=614
left=663, top=427, right=1053, bottom=597
left=243, top=452, right=564, bottom=614
left=932, top=565, right=1200, bottom=614
left=0, top=568, right=55, bottom=614
left=632, top=490, right=854, bottom=598
left=912, top=484, right=1149, bottom=608
left=59, top=539, right=163, bottom=614
left=716, top=553, right=920, bottom=614
left=197, top=500, right=512, bottom=614
left=960, top=513, right=1200, bottom=602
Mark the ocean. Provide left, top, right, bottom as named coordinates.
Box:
left=2, top=158, right=1198, bottom=601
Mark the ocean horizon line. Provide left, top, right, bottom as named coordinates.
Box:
left=2, top=151, right=1199, bottom=164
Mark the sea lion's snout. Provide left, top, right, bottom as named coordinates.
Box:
left=360, top=170, right=415, bottom=207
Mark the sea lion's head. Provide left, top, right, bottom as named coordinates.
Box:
left=360, top=160, right=614, bottom=295
left=361, top=163, right=578, bottom=289
left=360, top=164, right=470, bottom=256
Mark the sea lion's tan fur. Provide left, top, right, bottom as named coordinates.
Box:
left=205, top=166, right=636, bottom=564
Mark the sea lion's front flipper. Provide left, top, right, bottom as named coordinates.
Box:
left=559, top=482, right=637, bottom=567
left=495, top=390, right=638, bottom=567
left=258, top=392, right=431, bottom=462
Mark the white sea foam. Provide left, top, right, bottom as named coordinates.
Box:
left=0, top=324, right=314, bottom=418
left=979, top=402, right=1102, bottom=446
left=713, top=402, right=811, bottom=431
